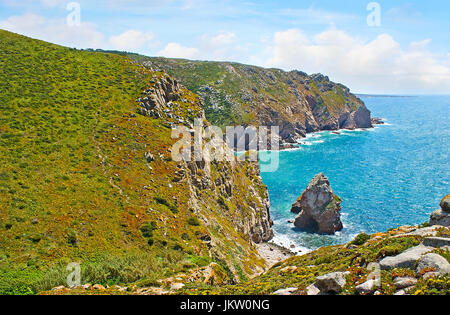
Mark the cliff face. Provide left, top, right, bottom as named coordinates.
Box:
left=138, top=71, right=274, bottom=243
left=143, top=58, right=372, bottom=144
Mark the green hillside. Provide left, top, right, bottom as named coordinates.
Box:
left=0, top=30, right=270, bottom=294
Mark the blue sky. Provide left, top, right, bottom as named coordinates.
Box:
left=1, top=0, right=449, bottom=94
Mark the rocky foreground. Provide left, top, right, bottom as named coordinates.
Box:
left=47, top=196, right=450, bottom=295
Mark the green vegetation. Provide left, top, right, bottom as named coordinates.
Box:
left=187, top=217, right=200, bottom=226
left=0, top=30, right=269, bottom=294
left=350, top=233, right=371, bottom=246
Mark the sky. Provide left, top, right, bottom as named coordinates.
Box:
left=0, top=0, right=449, bottom=94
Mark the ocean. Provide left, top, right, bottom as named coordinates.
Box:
left=259, top=95, right=450, bottom=253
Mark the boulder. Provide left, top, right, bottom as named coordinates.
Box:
left=355, top=279, right=378, bottom=295
left=394, top=277, right=418, bottom=289
left=170, top=283, right=185, bottom=291
left=416, top=253, right=450, bottom=275
left=292, top=173, right=343, bottom=234
left=93, top=284, right=106, bottom=290
left=306, top=284, right=321, bottom=296
left=422, top=237, right=450, bottom=248
left=430, top=209, right=450, bottom=227
left=315, top=272, right=347, bottom=294
left=273, top=287, right=298, bottom=296
left=379, top=245, right=433, bottom=270
left=429, top=195, right=450, bottom=227
left=440, top=195, right=450, bottom=212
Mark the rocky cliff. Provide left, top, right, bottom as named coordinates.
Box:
left=140, top=58, right=373, bottom=145
left=137, top=72, right=274, bottom=259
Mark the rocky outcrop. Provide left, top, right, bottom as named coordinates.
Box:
left=355, top=279, right=378, bottom=295
left=416, top=254, right=450, bottom=276
left=379, top=245, right=433, bottom=270
left=291, top=173, right=343, bottom=234
left=315, top=272, right=347, bottom=294
left=144, top=58, right=373, bottom=146
left=430, top=195, right=450, bottom=227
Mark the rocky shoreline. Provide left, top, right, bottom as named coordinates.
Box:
left=278, top=117, right=385, bottom=150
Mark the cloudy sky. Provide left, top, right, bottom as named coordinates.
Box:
left=1, top=0, right=449, bottom=94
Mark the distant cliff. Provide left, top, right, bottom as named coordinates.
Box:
left=142, top=58, right=373, bottom=145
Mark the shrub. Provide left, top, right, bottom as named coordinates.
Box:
left=140, top=221, right=157, bottom=246
left=217, top=196, right=229, bottom=210
left=187, top=217, right=200, bottom=226
left=189, top=255, right=212, bottom=267
left=67, top=231, right=78, bottom=247
left=350, top=233, right=371, bottom=246
left=154, top=196, right=178, bottom=214
left=140, top=221, right=157, bottom=238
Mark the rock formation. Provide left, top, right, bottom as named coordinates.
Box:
left=291, top=173, right=343, bottom=234
left=144, top=58, right=373, bottom=146
left=430, top=194, right=450, bottom=227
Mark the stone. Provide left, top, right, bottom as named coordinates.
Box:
left=315, top=272, right=347, bottom=294
left=394, top=277, right=418, bottom=289
left=399, top=226, right=445, bottom=238
left=394, top=289, right=407, bottom=296
left=422, top=237, right=450, bottom=248
left=306, top=284, right=321, bottom=296
left=31, top=219, right=39, bottom=225
left=416, top=253, right=450, bottom=275
left=379, top=245, right=433, bottom=270
left=170, top=283, right=185, bottom=291
left=273, top=287, right=298, bottom=295
left=292, top=173, right=343, bottom=234
left=430, top=209, right=450, bottom=227
left=355, top=279, right=378, bottom=295
left=82, top=283, right=92, bottom=290
left=145, top=152, right=155, bottom=163
left=280, top=266, right=298, bottom=274
left=93, top=284, right=106, bottom=290
left=440, top=195, right=450, bottom=212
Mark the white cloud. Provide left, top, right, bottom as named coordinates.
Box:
left=0, top=13, right=104, bottom=48
left=109, top=30, right=154, bottom=51
left=158, top=42, right=200, bottom=59
left=262, top=27, right=450, bottom=94
left=198, top=31, right=246, bottom=61
left=202, top=31, right=236, bottom=46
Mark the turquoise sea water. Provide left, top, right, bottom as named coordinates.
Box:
left=260, top=96, right=450, bottom=253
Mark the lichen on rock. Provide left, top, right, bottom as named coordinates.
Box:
left=291, top=173, right=343, bottom=234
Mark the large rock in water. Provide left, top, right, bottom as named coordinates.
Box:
left=430, top=195, right=450, bottom=227
left=291, top=173, right=343, bottom=234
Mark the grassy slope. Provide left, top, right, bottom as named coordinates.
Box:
left=0, top=30, right=265, bottom=294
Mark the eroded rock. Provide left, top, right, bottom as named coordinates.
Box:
left=416, top=253, right=450, bottom=275
left=315, top=272, right=347, bottom=294
left=379, top=245, right=433, bottom=270
left=292, top=173, right=343, bottom=234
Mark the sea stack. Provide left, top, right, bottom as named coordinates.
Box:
left=291, top=173, right=343, bottom=235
